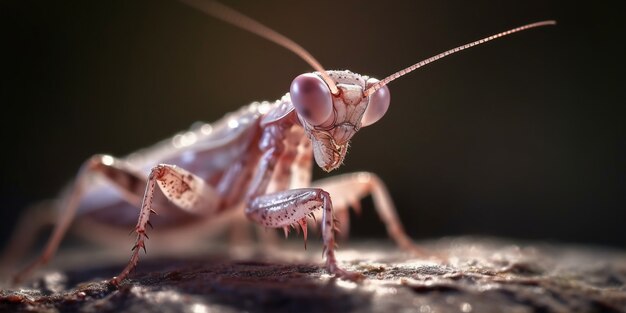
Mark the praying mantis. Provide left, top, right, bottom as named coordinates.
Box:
left=1, top=0, right=555, bottom=285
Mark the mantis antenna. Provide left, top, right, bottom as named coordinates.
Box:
left=364, top=20, right=556, bottom=97
left=179, top=0, right=340, bottom=95
left=179, top=0, right=554, bottom=98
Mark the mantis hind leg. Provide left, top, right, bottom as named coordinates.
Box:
left=312, top=172, right=427, bottom=255
left=0, top=201, right=56, bottom=277
left=7, top=154, right=147, bottom=284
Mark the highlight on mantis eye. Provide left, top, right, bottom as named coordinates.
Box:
left=290, top=73, right=333, bottom=125
left=361, top=78, right=390, bottom=127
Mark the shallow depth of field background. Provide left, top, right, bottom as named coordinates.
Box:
left=0, top=1, right=623, bottom=251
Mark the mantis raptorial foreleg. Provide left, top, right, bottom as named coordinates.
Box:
left=246, top=188, right=362, bottom=279
left=238, top=122, right=359, bottom=279
left=111, top=163, right=221, bottom=285
left=250, top=132, right=312, bottom=250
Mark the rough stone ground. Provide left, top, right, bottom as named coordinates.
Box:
left=1, top=237, right=625, bottom=313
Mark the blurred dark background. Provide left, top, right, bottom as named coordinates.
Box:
left=0, top=0, right=623, bottom=251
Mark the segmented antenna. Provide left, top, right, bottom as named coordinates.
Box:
left=364, top=20, right=556, bottom=97
left=179, top=0, right=339, bottom=95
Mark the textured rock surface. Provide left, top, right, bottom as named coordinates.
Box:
left=1, top=237, right=625, bottom=313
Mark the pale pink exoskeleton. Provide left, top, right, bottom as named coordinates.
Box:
left=1, top=0, right=555, bottom=285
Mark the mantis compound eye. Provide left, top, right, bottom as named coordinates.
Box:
left=290, top=73, right=333, bottom=126
left=361, top=78, right=390, bottom=127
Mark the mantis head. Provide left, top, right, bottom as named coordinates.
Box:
left=290, top=70, right=389, bottom=171
left=180, top=0, right=555, bottom=172
left=286, top=18, right=554, bottom=172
